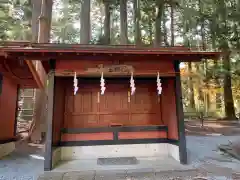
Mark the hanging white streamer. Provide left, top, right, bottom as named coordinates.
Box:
left=130, top=72, right=136, bottom=95
left=157, top=72, right=162, bottom=95
left=100, top=72, right=106, bottom=95
left=73, top=72, right=78, bottom=95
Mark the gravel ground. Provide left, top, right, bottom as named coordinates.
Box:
left=0, top=141, right=44, bottom=179
left=0, top=136, right=239, bottom=180
left=187, top=135, right=240, bottom=171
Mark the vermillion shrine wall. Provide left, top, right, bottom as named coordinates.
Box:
left=0, top=75, right=18, bottom=159
left=52, top=59, right=179, bottom=145
left=52, top=78, right=66, bottom=145
left=55, top=59, right=175, bottom=76
left=51, top=76, right=180, bottom=165
left=0, top=75, right=18, bottom=141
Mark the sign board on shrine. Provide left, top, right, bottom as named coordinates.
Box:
left=85, top=64, right=135, bottom=75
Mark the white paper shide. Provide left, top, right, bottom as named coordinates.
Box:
left=73, top=72, right=78, bottom=95
left=100, top=72, right=106, bottom=95
left=157, top=72, right=162, bottom=95
left=130, top=72, right=136, bottom=95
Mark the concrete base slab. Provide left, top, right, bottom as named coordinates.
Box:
left=62, top=171, right=95, bottom=180
left=126, top=171, right=155, bottom=180
left=60, top=143, right=180, bottom=162
left=38, top=168, right=234, bottom=180
left=0, top=142, right=15, bottom=159
left=95, top=170, right=127, bottom=180
left=52, top=156, right=190, bottom=173
left=97, top=157, right=138, bottom=165
left=38, top=172, right=65, bottom=180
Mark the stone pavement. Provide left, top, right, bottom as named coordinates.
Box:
left=38, top=165, right=239, bottom=180
left=1, top=136, right=240, bottom=179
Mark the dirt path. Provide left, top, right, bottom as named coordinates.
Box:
left=38, top=168, right=239, bottom=180
left=0, top=141, right=44, bottom=179
left=185, top=120, right=240, bottom=136
left=0, top=134, right=240, bottom=179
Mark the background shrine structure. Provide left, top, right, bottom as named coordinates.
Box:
left=0, top=41, right=46, bottom=158
left=0, top=42, right=220, bottom=171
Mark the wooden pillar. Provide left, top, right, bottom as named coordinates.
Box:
left=174, top=60, right=187, bottom=164
left=0, top=73, right=2, bottom=95
left=14, top=85, right=20, bottom=137
left=44, top=60, right=55, bottom=171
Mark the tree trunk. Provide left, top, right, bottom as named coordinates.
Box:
left=213, top=43, right=221, bottom=111
left=182, top=1, right=195, bottom=111
left=199, top=9, right=210, bottom=115
left=110, top=9, right=115, bottom=44
left=120, top=0, right=128, bottom=44
left=30, top=90, right=47, bottom=143
left=188, top=62, right=196, bottom=110
left=103, top=1, right=110, bottom=44
left=60, top=0, right=69, bottom=42
left=29, top=0, right=44, bottom=143
left=223, top=50, right=237, bottom=119
left=31, top=0, right=42, bottom=42
left=133, top=0, right=141, bottom=46
left=170, top=1, right=174, bottom=46
left=148, top=21, right=153, bottom=44
left=237, top=1, right=240, bottom=49
left=38, top=0, right=52, bottom=43
left=154, top=0, right=163, bottom=47
left=30, top=0, right=52, bottom=143
left=195, top=63, right=204, bottom=111
left=218, top=0, right=236, bottom=119
left=162, top=6, right=169, bottom=46
left=80, top=0, right=91, bottom=44
left=210, top=1, right=221, bottom=112
left=46, top=0, right=53, bottom=41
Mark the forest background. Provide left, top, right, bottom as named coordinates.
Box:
left=0, top=0, right=240, bottom=140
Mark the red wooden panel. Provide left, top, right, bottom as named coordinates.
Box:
left=63, top=78, right=164, bottom=129
left=55, top=59, right=175, bottom=77
left=161, top=79, right=179, bottom=140
left=130, top=79, right=162, bottom=126
left=52, top=78, right=66, bottom=144
left=118, top=131, right=167, bottom=139
left=0, top=58, right=39, bottom=88
left=61, top=132, right=113, bottom=141
left=0, top=76, right=17, bottom=140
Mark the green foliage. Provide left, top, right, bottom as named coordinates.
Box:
left=0, top=0, right=239, bottom=117
left=0, top=0, right=31, bottom=40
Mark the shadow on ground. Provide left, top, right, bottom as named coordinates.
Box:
left=0, top=136, right=240, bottom=179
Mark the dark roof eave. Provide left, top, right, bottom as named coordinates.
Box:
left=1, top=48, right=221, bottom=62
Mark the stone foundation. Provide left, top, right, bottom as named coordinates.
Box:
left=52, top=147, right=61, bottom=167
left=56, top=144, right=180, bottom=162
left=0, top=142, right=15, bottom=159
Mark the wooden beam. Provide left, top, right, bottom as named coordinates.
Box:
left=174, top=60, right=187, bottom=164
left=25, top=60, right=44, bottom=89
left=55, top=71, right=177, bottom=77
left=44, top=59, right=55, bottom=171
left=4, top=51, right=220, bottom=60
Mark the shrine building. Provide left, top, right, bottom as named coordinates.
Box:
left=0, top=41, right=46, bottom=158
left=0, top=43, right=220, bottom=171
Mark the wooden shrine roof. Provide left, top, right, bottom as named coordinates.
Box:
left=0, top=41, right=221, bottom=62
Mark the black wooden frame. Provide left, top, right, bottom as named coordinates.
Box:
left=61, top=125, right=168, bottom=134
left=58, top=126, right=179, bottom=146
left=0, top=138, right=17, bottom=144
left=44, top=59, right=56, bottom=171
left=44, top=65, right=187, bottom=170
left=174, top=60, right=187, bottom=164
left=59, top=139, right=179, bottom=146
